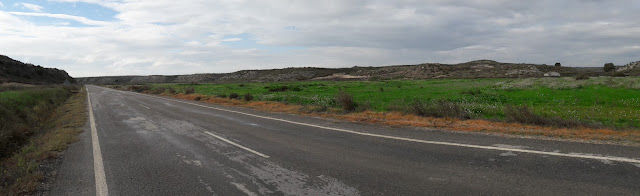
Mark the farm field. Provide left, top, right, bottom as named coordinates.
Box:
left=146, top=77, right=640, bottom=129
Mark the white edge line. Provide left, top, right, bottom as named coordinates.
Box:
left=139, top=104, right=150, bottom=109
left=204, top=131, right=270, bottom=158
left=88, top=87, right=109, bottom=196
left=121, top=88, right=640, bottom=164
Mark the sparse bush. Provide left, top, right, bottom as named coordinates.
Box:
left=503, top=105, right=580, bottom=128
left=337, top=91, right=356, bottom=112
left=194, top=96, right=202, bottom=101
left=239, top=84, right=246, bottom=87
left=229, top=93, right=240, bottom=99
left=461, top=89, right=482, bottom=96
left=611, top=71, right=626, bottom=77
left=291, top=86, right=302, bottom=91
left=604, top=63, right=615, bottom=72
left=184, top=87, right=195, bottom=94
left=216, top=94, right=227, bottom=98
left=379, top=87, right=384, bottom=92
left=554, top=62, right=561, bottom=67
left=244, top=93, right=254, bottom=101
left=300, top=105, right=328, bottom=113
left=575, top=74, right=590, bottom=80
left=504, top=105, right=546, bottom=125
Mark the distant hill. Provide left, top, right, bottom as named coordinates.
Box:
left=0, top=55, right=75, bottom=84
left=77, top=60, right=615, bottom=85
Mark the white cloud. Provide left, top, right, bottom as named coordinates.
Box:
left=19, top=3, right=44, bottom=12
left=0, top=0, right=639, bottom=77
left=7, top=12, right=110, bottom=26
left=221, top=38, right=243, bottom=42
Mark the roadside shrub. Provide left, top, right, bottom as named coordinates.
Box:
left=267, top=86, right=289, bottom=92
left=554, top=62, right=561, bottom=67
left=408, top=100, right=470, bottom=119
left=503, top=105, right=580, bottom=128
left=167, top=87, right=177, bottom=94
left=356, top=100, right=371, bottom=112
left=152, top=87, right=165, bottom=94
left=229, top=93, right=240, bottom=99
left=184, top=87, right=195, bottom=94
left=244, top=93, right=254, bottom=101
left=504, top=105, right=546, bottom=125
left=194, top=96, right=202, bottom=101
left=299, top=105, right=328, bottom=113
left=604, top=63, right=615, bottom=72
left=129, top=85, right=152, bottom=93
left=575, top=74, right=590, bottom=80
left=337, top=91, right=356, bottom=112
left=216, top=94, right=227, bottom=98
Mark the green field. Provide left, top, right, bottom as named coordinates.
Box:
left=150, top=77, right=640, bottom=129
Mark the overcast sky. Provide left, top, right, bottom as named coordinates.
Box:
left=1, top=0, right=639, bottom=77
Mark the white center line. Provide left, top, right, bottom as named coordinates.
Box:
left=204, top=131, right=270, bottom=158
left=120, top=88, right=640, bottom=164
left=87, top=87, right=109, bottom=196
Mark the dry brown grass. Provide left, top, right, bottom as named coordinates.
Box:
left=167, top=93, right=640, bottom=143
left=0, top=88, right=87, bottom=195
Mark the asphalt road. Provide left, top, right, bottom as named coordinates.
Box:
left=48, top=85, right=640, bottom=195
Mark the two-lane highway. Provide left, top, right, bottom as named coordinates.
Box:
left=49, top=85, right=640, bottom=195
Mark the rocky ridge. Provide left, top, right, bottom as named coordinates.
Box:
left=77, top=60, right=631, bottom=85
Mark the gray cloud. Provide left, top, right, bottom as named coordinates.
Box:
left=1, top=0, right=639, bottom=77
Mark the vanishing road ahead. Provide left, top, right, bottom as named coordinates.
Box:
left=50, top=86, right=640, bottom=195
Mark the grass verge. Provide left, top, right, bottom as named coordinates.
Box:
left=0, top=87, right=87, bottom=195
